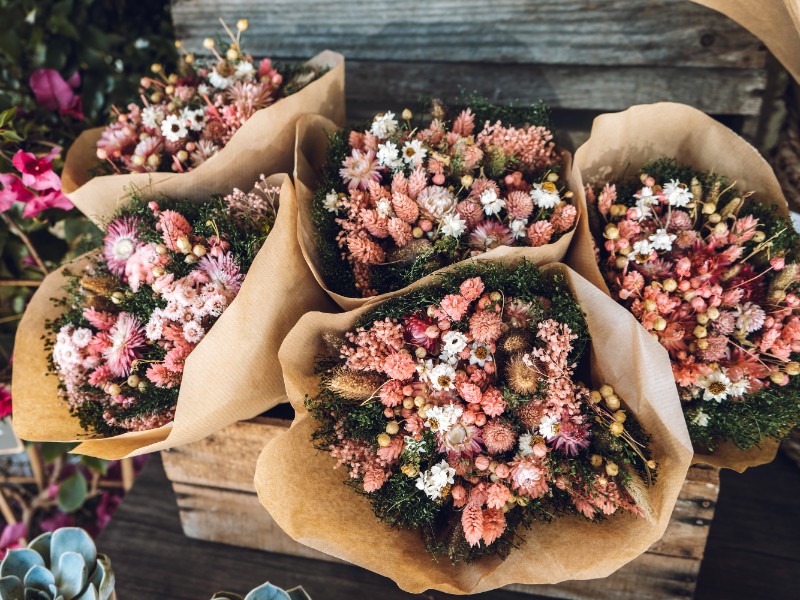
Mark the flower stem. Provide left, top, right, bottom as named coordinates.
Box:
left=0, top=213, right=49, bottom=276
left=0, top=279, right=41, bottom=287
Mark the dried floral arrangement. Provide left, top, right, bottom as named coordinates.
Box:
left=311, top=100, right=577, bottom=297
left=587, top=158, right=800, bottom=452
left=95, top=19, right=321, bottom=175
left=46, top=177, right=278, bottom=436
left=306, top=262, right=656, bottom=563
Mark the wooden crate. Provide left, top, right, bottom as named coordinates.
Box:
left=162, top=417, right=720, bottom=600
left=172, top=0, right=773, bottom=147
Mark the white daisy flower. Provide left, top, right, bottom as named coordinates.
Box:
left=323, top=191, right=340, bottom=213
left=376, top=198, right=392, bottom=218
left=480, top=189, right=506, bottom=216
left=728, top=378, right=750, bottom=397
left=161, top=114, right=188, bottom=142
left=208, top=68, right=233, bottom=90
left=627, top=239, right=654, bottom=264
left=235, top=61, right=255, bottom=81
left=181, top=107, right=207, bottom=132
left=370, top=111, right=398, bottom=138
left=376, top=141, right=401, bottom=170
left=197, top=83, right=210, bottom=96
left=424, top=404, right=463, bottom=433
left=141, top=106, right=164, bottom=129
left=428, top=362, right=457, bottom=391
left=538, top=414, right=560, bottom=439
left=440, top=330, right=468, bottom=357
left=469, top=342, right=493, bottom=367
left=440, top=213, right=467, bottom=238
left=663, top=179, right=693, bottom=207
left=510, top=218, right=528, bottom=239
left=649, top=228, right=677, bottom=252
left=692, top=410, right=710, bottom=427
left=530, top=183, right=560, bottom=209
left=401, top=139, right=426, bottom=165
left=416, top=459, right=456, bottom=500
left=698, top=370, right=732, bottom=402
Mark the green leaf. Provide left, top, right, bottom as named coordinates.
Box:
left=80, top=455, right=109, bottom=475
left=1, top=130, right=23, bottom=142
left=0, top=107, right=16, bottom=128
left=57, top=472, right=88, bottom=513
left=39, top=442, right=78, bottom=463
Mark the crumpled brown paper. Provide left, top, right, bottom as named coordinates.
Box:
left=567, top=102, right=790, bottom=471
left=294, top=113, right=585, bottom=311
left=61, top=50, right=345, bottom=212
left=12, top=175, right=338, bottom=459
left=691, top=0, right=800, bottom=84
left=255, top=258, right=692, bottom=594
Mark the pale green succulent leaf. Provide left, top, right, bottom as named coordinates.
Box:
left=1, top=549, right=45, bottom=581
left=0, top=575, right=24, bottom=600
left=89, top=554, right=114, bottom=600
left=51, top=529, right=96, bottom=571
left=24, top=588, right=53, bottom=600
left=28, top=533, right=53, bottom=568
left=23, top=564, right=56, bottom=592
left=53, top=552, right=87, bottom=600
left=73, top=584, right=98, bottom=600
left=243, top=582, right=292, bottom=600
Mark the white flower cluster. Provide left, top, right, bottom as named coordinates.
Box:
left=415, top=459, right=456, bottom=500
left=424, top=403, right=463, bottom=432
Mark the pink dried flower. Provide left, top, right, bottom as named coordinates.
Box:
left=462, top=501, right=484, bottom=547
left=103, top=313, right=147, bottom=377
left=469, top=221, right=514, bottom=251
left=158, top=210, right=192, bottom=251
left=481, top=508, right=506, bottom=545
left=340, top=149, right=381, bottom=191
left=505, top=191, right=534, bottom=219
left=527, top=220, right=554, bottom=247
left=480, top=386, right=506, bottom=417
left=440, top=294, right=470, bottom=321
left=103, top=216, right=140, bottom=276
left=347, top=237, right=385, bottom=265
left=459, top=277, right=485, bottom=302
left=551, top=203, right=577, bottom=233
left=391, top=192, right=419, bottom=223
left=469, top=310, right=503, bottom=343
left=383, top=352, right=416, bottom=380
left=482, top=419, right=517, bottom=454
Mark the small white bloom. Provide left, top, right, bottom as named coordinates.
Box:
left=145, top=313, right=164, bottom=341
left=141, top=106, right=164, bottom=129
left=698, top=369, right=732, bottom=402
left=235, top=61, right=255, bottom=81
left=424, top=403, right=464, bottom=432
left=627, top=239, right=654, bottom=263
left=183, top=320, right=205, bottom=344
left=323, top=191, right=341, bottom=213
left=728, top=378, right=749, bottom=397
left=649, top=228, right=677, bottom=252
left=530, top=183, right=560, bottom=209
left=440, top=330, right=468, bottom=357
left=208, top=68, right=233, bottom=90
left=197, top=83, right=210, bottom=96
left=518, top=432, right=535, bottom=457
left=377, top=141, right=402, bottom=170
left=181, top=107, right=207, bottom=132
left=510, top=218, right=528, bottom=239
left=71, top=328, right=93, bottom=349
left=692, top=410, right=710, bottom=427
left=663, top=179, right=693, bottom=208
left=469, top=342, right=493, bottom=367
left=161, top=114, right=188, bottom=142
left=440, top=213, right=467, bottom=238
left=634, top=186, right=656, bottom=202
left=376, top=198, right=392, bottom=218
left=416, top=358, right=435, bottom=382
left=538, top=414, right=560, bottom=439
left=401, top=139, right=426, bottom=165
left=403, top=436, right=427, bottom=456
left=370, top=111, right=398, bottom=138
left=415, top=459, right=456, bottom=500
left=428, top=362, right=457, bottom=391
left=480, top=189, right=506, bottom=216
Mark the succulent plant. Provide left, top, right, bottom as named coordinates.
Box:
left=212, top=582, right=311, bottom=600
left=0, top=528, right=114, bottom=600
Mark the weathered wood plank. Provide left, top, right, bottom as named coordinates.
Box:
left=172, top=0, right=766, bottom=70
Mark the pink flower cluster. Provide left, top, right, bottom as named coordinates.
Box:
left=0, top=149, right=72, bottom=218
left=96, top=30, right=285, bottom=175
left=592, top=175, right=800, bottom=410
left=327, top=109, right=576, bottom=296
left=323, top=275, right=647, bottom=553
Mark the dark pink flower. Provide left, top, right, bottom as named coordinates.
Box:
left=21, top=189, right=73, bottom=218
left=12, top=149, right=62, bottom=191
left=29, top=68, right=84, bottom=120
left=0, top=384, right=11, bottom=419
left=0, top=173, right=34, bottom=212
left=0, top=522, right=26, bottom=557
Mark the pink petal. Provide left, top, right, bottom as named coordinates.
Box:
left=30, top=68, right=76, bottom=112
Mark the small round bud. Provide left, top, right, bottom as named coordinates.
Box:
left=647, top=460, right=657, bottom=470
left=107, top=384, right=121, bottom=396
left=753, top=231, right=766, bottom=243
left=590, top=454, right=603, bottom=467
left=192, top=244, right=207, bottom=257
left=589, top=390, right=602, bottom=404
left=386, top=421, right=400, bottom=435
left=609, top=421, right=624, bottom=436
left=706, top=306, right=720, bottom=320
left=786, top=361, right=800, bottom=376
left=151, top=63, right=163, bottom=73
left=236, top=18, right=249, bottom=31
left=176, top=236, right=191, bottom=252
left=414, top=346, right=427, bottom=359
left=605, top=462, right=619, bottom=477
left=155, top=244, right=167, bottom=255
left=702, top=202, right=716, bottom=215
left=131, top=155, right=146, bottom=167
left=164, top=85, right=175, bottom=95
left=652, top=316, right=667, bottom=331
left=683, top=290, right=696, bottom=302
left=168, top=73, right=179, bottom=84
left=377, top=433, right=391, bottom=447
left=605, top=395, right=621, bottom=411
left=226, top=48, right=239, bottom=61
left=597, top=477, right=608, bottom=487
left=489, top=291, right=502, bottom=302
left=414, top=396, right=426, bottom=408
left=412, top=226, right=424, bottom=239
left=713, top=222, right=728, bottom=235
left=603, top=224, right=620, bottom=240
left=152, top=266, right=165, bottom=278
left=402, top=397, right=415, bottom=409
left=696, top=313, right=709, bottom=325
left=460, top=174, right=474, bottom=188
left=693, top=325, right=708, bottom=339
left=127, top=374, right=140, bottom=387
left=770, top=370, right=787, bottom=384
left=185, top=54, right=195, bottom=65
left=401, top=464, right=418, bottom=477
left=137, top=381, right=148, bottom=392
left=614, top=256, right=629, bottom=270
left=177, top=150, right=189, bottom=162
left=546, top=172, right=559, bottom=183
left=147, top=154, right=161, bottom=167
left=696, top=338, right=709, bottom=350
left=613, top=410, right=627, bottom=423
left=184, top=254, right=198, bottom=264
left=662, top=278, right=678, bottom=292
left=599, top=384, right=614, bottom=398
left=401, top=108, right=413, bottom=120
left=708, top=213, right=722, bottom=224
left=203, top=38, right=215, bottom=49
left=643, top=299, right=657, bottom=313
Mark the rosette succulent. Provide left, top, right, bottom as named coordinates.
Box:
left=0, top=528, right=114, bottom=600
left=212, top=582, right=311, bottom=600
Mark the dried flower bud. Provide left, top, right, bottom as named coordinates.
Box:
left=546, top=172, right=559, bottom=183
left=643, top=299, right=657, bottom=313
left=377, top=433, right=391, bottom=447
left=589, top=390, right=602, bottom=404
left=236, top=18, right=249, bottom=31
left=597, top=477, right=608, bottom=487
left=605, top=462, right=619, bottom=477
left=203, top=38, right=215, bottom=49
left=401, top=108, right=413, bottom=121
left=753, top=231, right=766, bottom=243
left=599, top=384, right=614, bottom=398
left=603, top=224, right=619, bottom=240
left=151, top=63, right=163, bottom=73
left=127, top=374, right=140, bottom=387
left=609, top=422, right=624, bottom=436
left=706, top=306, right=720, bottom=320
left=401, top=464, right=418, bottom=477
left=590, top=454, right=603, bottom=467
left=702, top=202, right=716, bottom=215
left=652, top=316, right=667, bottom=331
left=137, top=381, right=148, bottom=392
left=613, top=410, right=627, bottom=423
left=693, top=325, right=708, bottom=339
left=386, top=421, right=400, bottom=435
left=152, top=266, right=165, bottom=278
left=605, top=395, right=621, bottom=411
left=786, top=362, right=800, bottom=376
left=107, top=384, right=121, bottom=396
left=192, top=244, right=207, bottom=257
left=226, top=48, right=239, bottom=61
left=696, top=313, right=709, bottom=325
left=647, top=460, right=657, bottom=470
left=662, top=278, right=677, bottom=292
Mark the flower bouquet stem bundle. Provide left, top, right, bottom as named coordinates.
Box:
left=62, top=20, right=344, bottom=216
left=295, top=98, right=584, bottom=311
left=255, top=258, right=691, bottom=594
left=12, top=174, right=337, bottom=459
left=569, top=102, right=800, bottom=471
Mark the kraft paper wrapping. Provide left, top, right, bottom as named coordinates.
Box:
left=61, top=50, right=346, bottom=209
left=692, top=0, right=800, bottom=84
left=294, top=114, right=586, bottom=311
left=12, top=175, right=338, bottom=459
left=255, top=259, right=692, bottom=595
left=568, top=102, right=790, bottom=471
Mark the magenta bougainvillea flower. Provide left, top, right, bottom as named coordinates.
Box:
left=2, top=149, right=73, bottom=218
left=29, top=68, right=84, bottom=120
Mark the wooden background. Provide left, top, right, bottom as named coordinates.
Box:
left=171, top=0, right=781, bottom=149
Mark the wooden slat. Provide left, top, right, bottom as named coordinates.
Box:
left=162, top=418, right=720, bottom=599
left=172, top=0, right=765, bottom=70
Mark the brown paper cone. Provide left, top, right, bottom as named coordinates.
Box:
left=294, top=114, right=585, bottom=312
left=61, top=51, right=345, bottom=216
left=568, top=102, right=789, bottom=471
left=255, top=258, right=692, bottom=594
left=12, top=175, right=338, bottom=459
left=691, top=0, right=800, bottom=84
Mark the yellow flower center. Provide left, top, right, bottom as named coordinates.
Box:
left=438, top=375, right=452, bottom=388
left=708, top=382, right=727, bottom=395
left=542, top=181, right=557, bottom=193
left=474, top=347, right=488, bottom=360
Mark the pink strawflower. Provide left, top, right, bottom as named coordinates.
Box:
left=379, top=379, right=404, bottom=407
left=469, top=221, right=514, bottom=250
left=404, top=314, right=437, bottom=351
left=480, top=387, right=507, bottom=417
left=509, top=456, right=550, bottom=498
left=198, top=252, right=244, bottom=297
left=551, top=203, right=577, bottom=233
left=103, top=216, right=141, bottom=276
left=440, top=294, right=470, bottom=321
left=340, top=149, right=381, bottom=191
left=383, top=352, right=416, bottom=380
left=469, top=310, right=503, bottom=343
left=458, top=381, right=484, bottom=404
left=146, top=363, right=180, bottom=388
left=103, top=313, right=147, bottom=377
left=482, top=419, right=517, bottom=454
left=550, top=416, right=592, bottom=456
left=456, top=200, right=484, bottom=228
